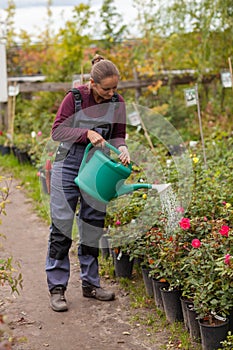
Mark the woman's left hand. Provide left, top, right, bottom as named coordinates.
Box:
left=118, top=146, right=130, bottom=165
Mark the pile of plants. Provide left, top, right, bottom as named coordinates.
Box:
left=108, top=134, right=233, bottom=326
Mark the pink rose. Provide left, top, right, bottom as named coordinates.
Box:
left=179, top=218, right=191, bottom=230
left=191, top=239, right=201, bottom=248
left=224, top=254, right=231, bottom=265
left=115, top=220, right=121, bottom=225
left=176, top=207, right=185, bottom=213
left=219, top=225, right=230, bottom=237
left=37, top=131, right=42, bottom=136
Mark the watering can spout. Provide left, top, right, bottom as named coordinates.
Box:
left=116, top=182, right=171, bottom=197
left=151, top=183, right=171, bottom=194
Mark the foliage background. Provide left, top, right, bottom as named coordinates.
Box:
left=1, top=0, right=233, bottom=143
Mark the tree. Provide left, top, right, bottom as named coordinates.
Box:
left=46, top=3, right=94, bottom=81
left=99, top=0, right=128, bottom=49
left=4, top=0, right=19, bottom=76
left=4, top=0, right=16, bottom=47
left=163, top=0, right=233, bottom=72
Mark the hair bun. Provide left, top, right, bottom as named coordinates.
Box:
left=91, top=54, right=105, bottom=65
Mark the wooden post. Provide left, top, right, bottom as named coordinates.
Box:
left=7, top=97, right=12, bottom=135
left=7, top=82, right=18, bottom=144
left=133, top=68, right=141, bottom=102
left=228, top=57, right=233, bottom=92
left=195, top=84, right=207, bottom=168
left=11, top=87, right=17, bottom=143
left=132, top=102, right=156, bottom=155
left=0, top=42, right=8, bottom=130
left=0, top=103, right=8, bottom=129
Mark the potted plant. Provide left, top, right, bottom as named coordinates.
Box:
left=129, top=226, right=165, bottom=298
left=105, top=165, right=148, bottom=279
left=182, top=223, right=233, bottom=350
left=156, top=223, right=191, bottom=323
left=0, top=130, right=5, bottom=147
left=219, top=331, right=233, bottom=349
left=13, top=133, right=32, bottom=163
left=32, top=137, right=57, bottom=195
left=0, top=131, right=11, bottom=156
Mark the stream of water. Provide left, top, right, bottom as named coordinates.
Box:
left=160, top=186, right=182, bottom=235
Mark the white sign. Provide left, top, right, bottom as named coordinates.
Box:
left=184, top=88, right=197, bottom=106
left=128, top=111, right=141, bottom=126
left=0, top=43, right=8, bottom=102
left=221, top=71, right=232, bottom=88
left=72, top=79, right=81, bottom=88
left=8, top=84, right=19, bottom=97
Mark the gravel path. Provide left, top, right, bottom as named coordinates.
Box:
left=0, top=180, right=169, bottom=350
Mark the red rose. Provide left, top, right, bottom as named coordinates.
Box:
left=179, top=218, right=191, bottom=230
left=219, top=225, right=230, bottom=237
left=191, top=239, right=201, bottom=248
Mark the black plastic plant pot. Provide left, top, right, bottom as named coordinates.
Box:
left=112, top=251, right=134, bottom=278
left=199, top=316, right=229, bottom=350
left=152, top=278, right=169, bottom=310
left=160, top=287, right=184, bottom=323
left=186, top=303, right=201, bottom=342
left=141, top=267, right=154, bottom=297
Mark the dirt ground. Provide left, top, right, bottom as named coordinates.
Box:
left=0, top=179, right=170, bottom=350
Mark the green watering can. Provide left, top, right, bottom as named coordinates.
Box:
left=74, top=142, right=170, bottom=204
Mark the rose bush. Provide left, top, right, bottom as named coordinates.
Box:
left=126, top=136, right=233, bottom=321
left=180, top=222, right=233, bottom=321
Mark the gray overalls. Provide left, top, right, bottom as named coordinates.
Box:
left=45, top=102, right=116, bottom=291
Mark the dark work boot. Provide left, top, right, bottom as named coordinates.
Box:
left=82, top=283, right=115, bottom=301
left=50, top=286, right=68, bottom=312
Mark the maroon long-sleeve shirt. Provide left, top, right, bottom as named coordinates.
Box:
left=51, top=85, right=127, bottom=148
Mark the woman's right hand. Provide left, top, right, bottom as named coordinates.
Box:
left=87, top=130, right=105, bottom=147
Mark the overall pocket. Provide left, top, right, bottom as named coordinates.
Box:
left=54, top=144, right=70, bottom=162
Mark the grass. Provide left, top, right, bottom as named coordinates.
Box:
left=1, top=152, right=202, bottom=350
left=0, top=153, right=49, bottom=223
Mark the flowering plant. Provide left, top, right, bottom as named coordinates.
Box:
left=0, top=131, right=11, bottom=147
left=129, top=221, right=167, bottom=272
left=107, top=135, right=233, bottom=319
left=0, top=130, right=5, bottom=144
left=181, top=222, right=233, bottom=322
left=13, top=133, right=32, bottom=152
left=105, top=163, right=154, bottom=254
left=147, top=215, right=194, bottom=289
left=30, top=136, right=56, bottom=168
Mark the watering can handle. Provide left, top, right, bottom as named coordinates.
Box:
left=104, top=141, right=121, bottom=155
left=80, top=142, right=130, bottom=173
left=104, top=142, right=132, bottom=170
left=79, top=143, right=93, bottom=173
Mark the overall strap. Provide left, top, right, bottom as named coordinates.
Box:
left=69, top=88, right=119, bottom=110
left=111, top=92, right=119, bottom=103
left=68, top=88, right=82, bottom=113
left=111, top=92, right=120, bottom=111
